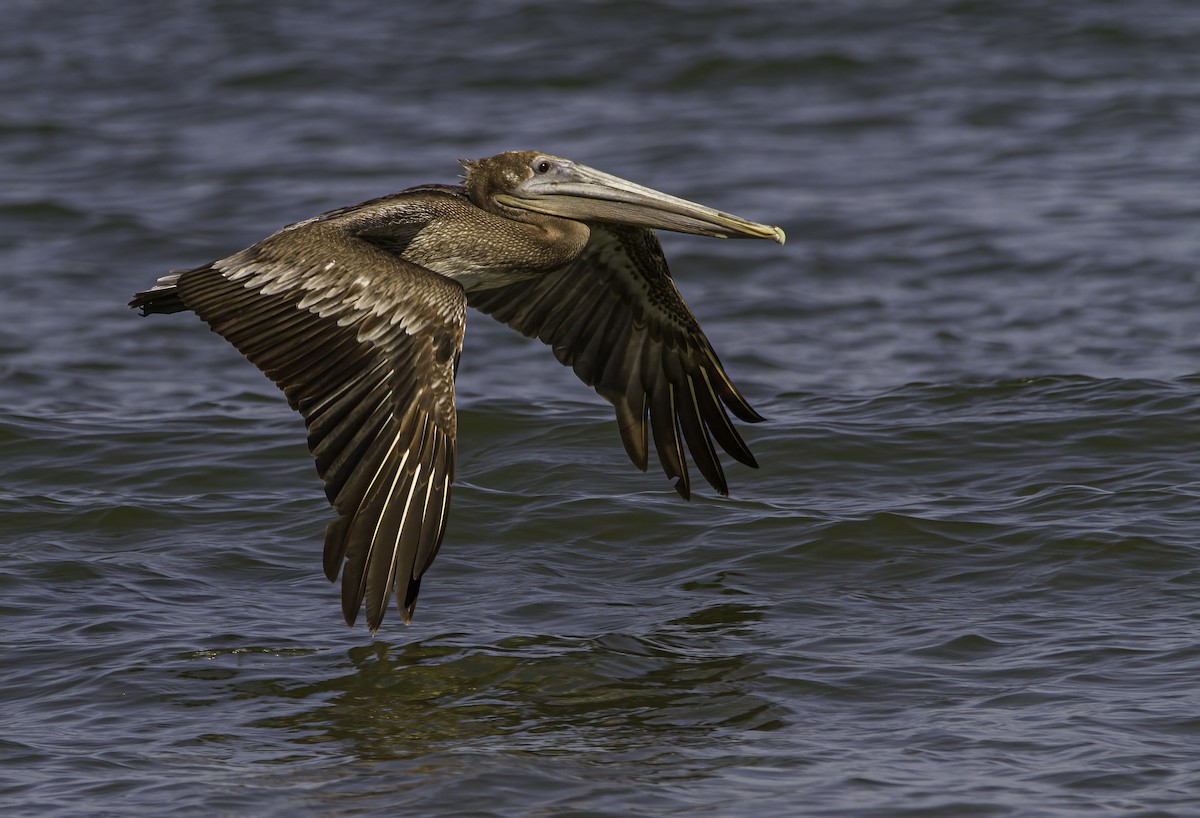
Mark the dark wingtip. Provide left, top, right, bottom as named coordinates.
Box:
left=399, top=577, right=420, bottom=625
left=672, top=478, right=691, bottom=500
left=734, top=404, right=767, bottom=424
left=731, top=447, right=760, bottom=470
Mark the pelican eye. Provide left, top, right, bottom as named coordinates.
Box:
left=533, top=159, right=552, bottom=174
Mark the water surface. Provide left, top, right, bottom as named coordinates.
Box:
left=3, top=2, right=1200, bottom=816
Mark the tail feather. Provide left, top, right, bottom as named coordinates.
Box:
left=129, top=271, right=188, bottom=315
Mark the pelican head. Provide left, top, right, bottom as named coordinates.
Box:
left=463, top=150, right=786, bottom=244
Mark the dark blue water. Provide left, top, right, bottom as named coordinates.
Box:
left=3, top=2, right=1200, bottom=815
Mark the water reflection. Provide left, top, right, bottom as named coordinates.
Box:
left=228, top=603, right=785, bottom=765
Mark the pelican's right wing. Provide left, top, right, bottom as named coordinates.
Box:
left=132, top=222, right=464, bottom=632
left=466, top=224, right=761, bottom=499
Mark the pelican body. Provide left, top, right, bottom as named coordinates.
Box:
left=131, top=151, right=785, bottom=632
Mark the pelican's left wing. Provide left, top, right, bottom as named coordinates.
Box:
left=466, top=224, right=761, bottom=499
left=132, top=221, right=464, bottom=632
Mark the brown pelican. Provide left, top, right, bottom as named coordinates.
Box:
left=130, top=151, right=785, bottom=632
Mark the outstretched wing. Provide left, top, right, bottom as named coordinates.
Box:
left=134, top=221, right=464, bottom=632
left=466, top=224, right=761, bottom=499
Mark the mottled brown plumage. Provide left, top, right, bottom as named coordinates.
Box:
left=131, top=151, right=784, bottom=632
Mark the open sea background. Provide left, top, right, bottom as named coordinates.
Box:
left=3, top=1, right=1199, bottom=815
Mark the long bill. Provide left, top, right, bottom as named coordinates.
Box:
left=496, top=163, right=787, bottom=244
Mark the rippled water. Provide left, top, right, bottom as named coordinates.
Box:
left=4, top=1, right=1200, bottom=816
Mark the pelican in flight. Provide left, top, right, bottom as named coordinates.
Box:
left=131, top=151, right=785, bottom=632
